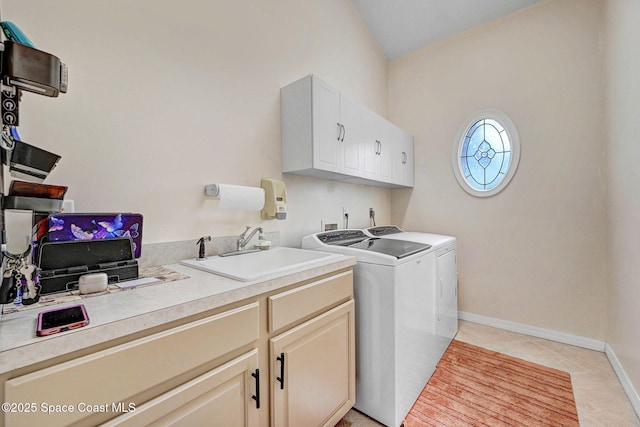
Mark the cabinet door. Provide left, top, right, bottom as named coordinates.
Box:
left=360, top=107, right=380, bottom=180
left=339, top=94, right=361, bottom=175
left=271, top=300, right=355, bottom=427
left=392, top=127, right=414, bottom=187
left=360, top=109, right=394, bottom=182
left=312, top=78, right=341, bottom=173
left=104, top=350, right=260, bottom=427
left=402, top=134, right=414, bottom=187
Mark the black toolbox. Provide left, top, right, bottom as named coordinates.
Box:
left=37, top=237, right=138, bottom=294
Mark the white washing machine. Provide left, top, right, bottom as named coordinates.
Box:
left=365, top=225, right=459, bottom=357
left=301, top=230, right=441, bottom=427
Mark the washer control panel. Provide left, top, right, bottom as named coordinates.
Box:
left=317, top=230, right=368, bottom=246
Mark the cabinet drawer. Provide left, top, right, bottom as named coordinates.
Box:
left=268, top=270, right=352, bottom=332
left=102, top=349, right=259, bottom=427
left=4, top=302, right=259, bottom=427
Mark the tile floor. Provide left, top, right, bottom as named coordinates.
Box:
left=343, top=320, right=640, bottom=427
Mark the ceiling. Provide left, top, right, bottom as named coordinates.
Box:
left=349, top=0, right=543, bottom=60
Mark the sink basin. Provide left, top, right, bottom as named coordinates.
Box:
left=180, top=247, right=342, bottom=282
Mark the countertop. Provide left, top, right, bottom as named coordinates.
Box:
left=0, top=253, right=355, bottom=375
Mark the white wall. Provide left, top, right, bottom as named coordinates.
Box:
left=604, top=0, right=640, bottom=401
left=388, top=0, right=607, bottom=339
left=0, top=0, right=391, bottom=249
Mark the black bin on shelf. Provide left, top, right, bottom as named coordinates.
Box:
left=37, top=237, right=139, bottom=294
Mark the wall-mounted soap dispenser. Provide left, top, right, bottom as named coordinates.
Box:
left=261, top=178, right=287, bottom=220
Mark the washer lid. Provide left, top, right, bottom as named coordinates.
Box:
left=347, top=237, right=431, bottom=259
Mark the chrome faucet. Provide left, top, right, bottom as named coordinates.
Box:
left=237, top=226, right=264, bottom=251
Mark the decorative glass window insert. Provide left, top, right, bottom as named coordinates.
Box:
left=452, top=110, right=520, bottom=197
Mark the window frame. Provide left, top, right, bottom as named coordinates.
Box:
left=451, top=109, right=521, bottom=197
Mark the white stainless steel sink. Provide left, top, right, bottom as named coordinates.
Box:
left=180, top=247, right=342, bottom=282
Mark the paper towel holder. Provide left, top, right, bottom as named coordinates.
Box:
left=204, top=184, right=221, bottom=197
left=261, top=178, right=287, bottom=220
left=203, top=183, right=265, bottom=211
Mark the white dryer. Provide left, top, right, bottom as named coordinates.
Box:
left=366, top=226, right=459, bottom=359
left=302, top=230, right=440, bottom=427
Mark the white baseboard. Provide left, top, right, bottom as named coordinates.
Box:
left=605, top=343, right=640, bottom=419
left=459, top=311, right=640, bottom=420
left=458, top=311, right=606, bottom=351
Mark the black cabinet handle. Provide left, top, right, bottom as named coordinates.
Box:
left=251, top=368, right=260, bottom=409
left=337, top=123, right=342, bottom=141
left=276, top=352, right=285, bottom=390
left=341, top=124, right=346, bottom=142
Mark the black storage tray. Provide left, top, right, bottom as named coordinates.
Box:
left=37, top=237, right=139, bottom=294
left=3, top=195, right=63, bottom=213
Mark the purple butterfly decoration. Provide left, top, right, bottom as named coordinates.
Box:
left=48, top=217, right=65, bottom=232
left=48, top=213, right=143, bottom=258
left=71, top=224, right=95, bottom=240
left=97, top=214, right=123, bottom=233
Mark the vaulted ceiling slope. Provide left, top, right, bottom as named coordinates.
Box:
left=350, top=0, right=543, bottom=60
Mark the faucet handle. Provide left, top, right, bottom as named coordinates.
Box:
left=240, top=225, right=251, bottom=238
left=196, top=236, right=212, bottom=260
left=197, top=236, right=212, bottom=246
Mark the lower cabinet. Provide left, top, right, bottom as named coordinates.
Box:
left=4, top=302, right=260, bottom=427
left=104, top=350, right=260, bottom=427
left=2, top=269, right=354, bottom=427
left=270, top=301, right=355, bottom=427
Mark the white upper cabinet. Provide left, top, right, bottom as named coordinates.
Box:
left=281, top=75, right=361, bottom=177
left=281, top=75, right=413, bottom=188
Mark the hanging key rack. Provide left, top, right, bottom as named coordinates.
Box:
left=0, top=17, right=68, bottom=306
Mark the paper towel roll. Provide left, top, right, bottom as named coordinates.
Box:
left=205, top=184, right=265, bottom=211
